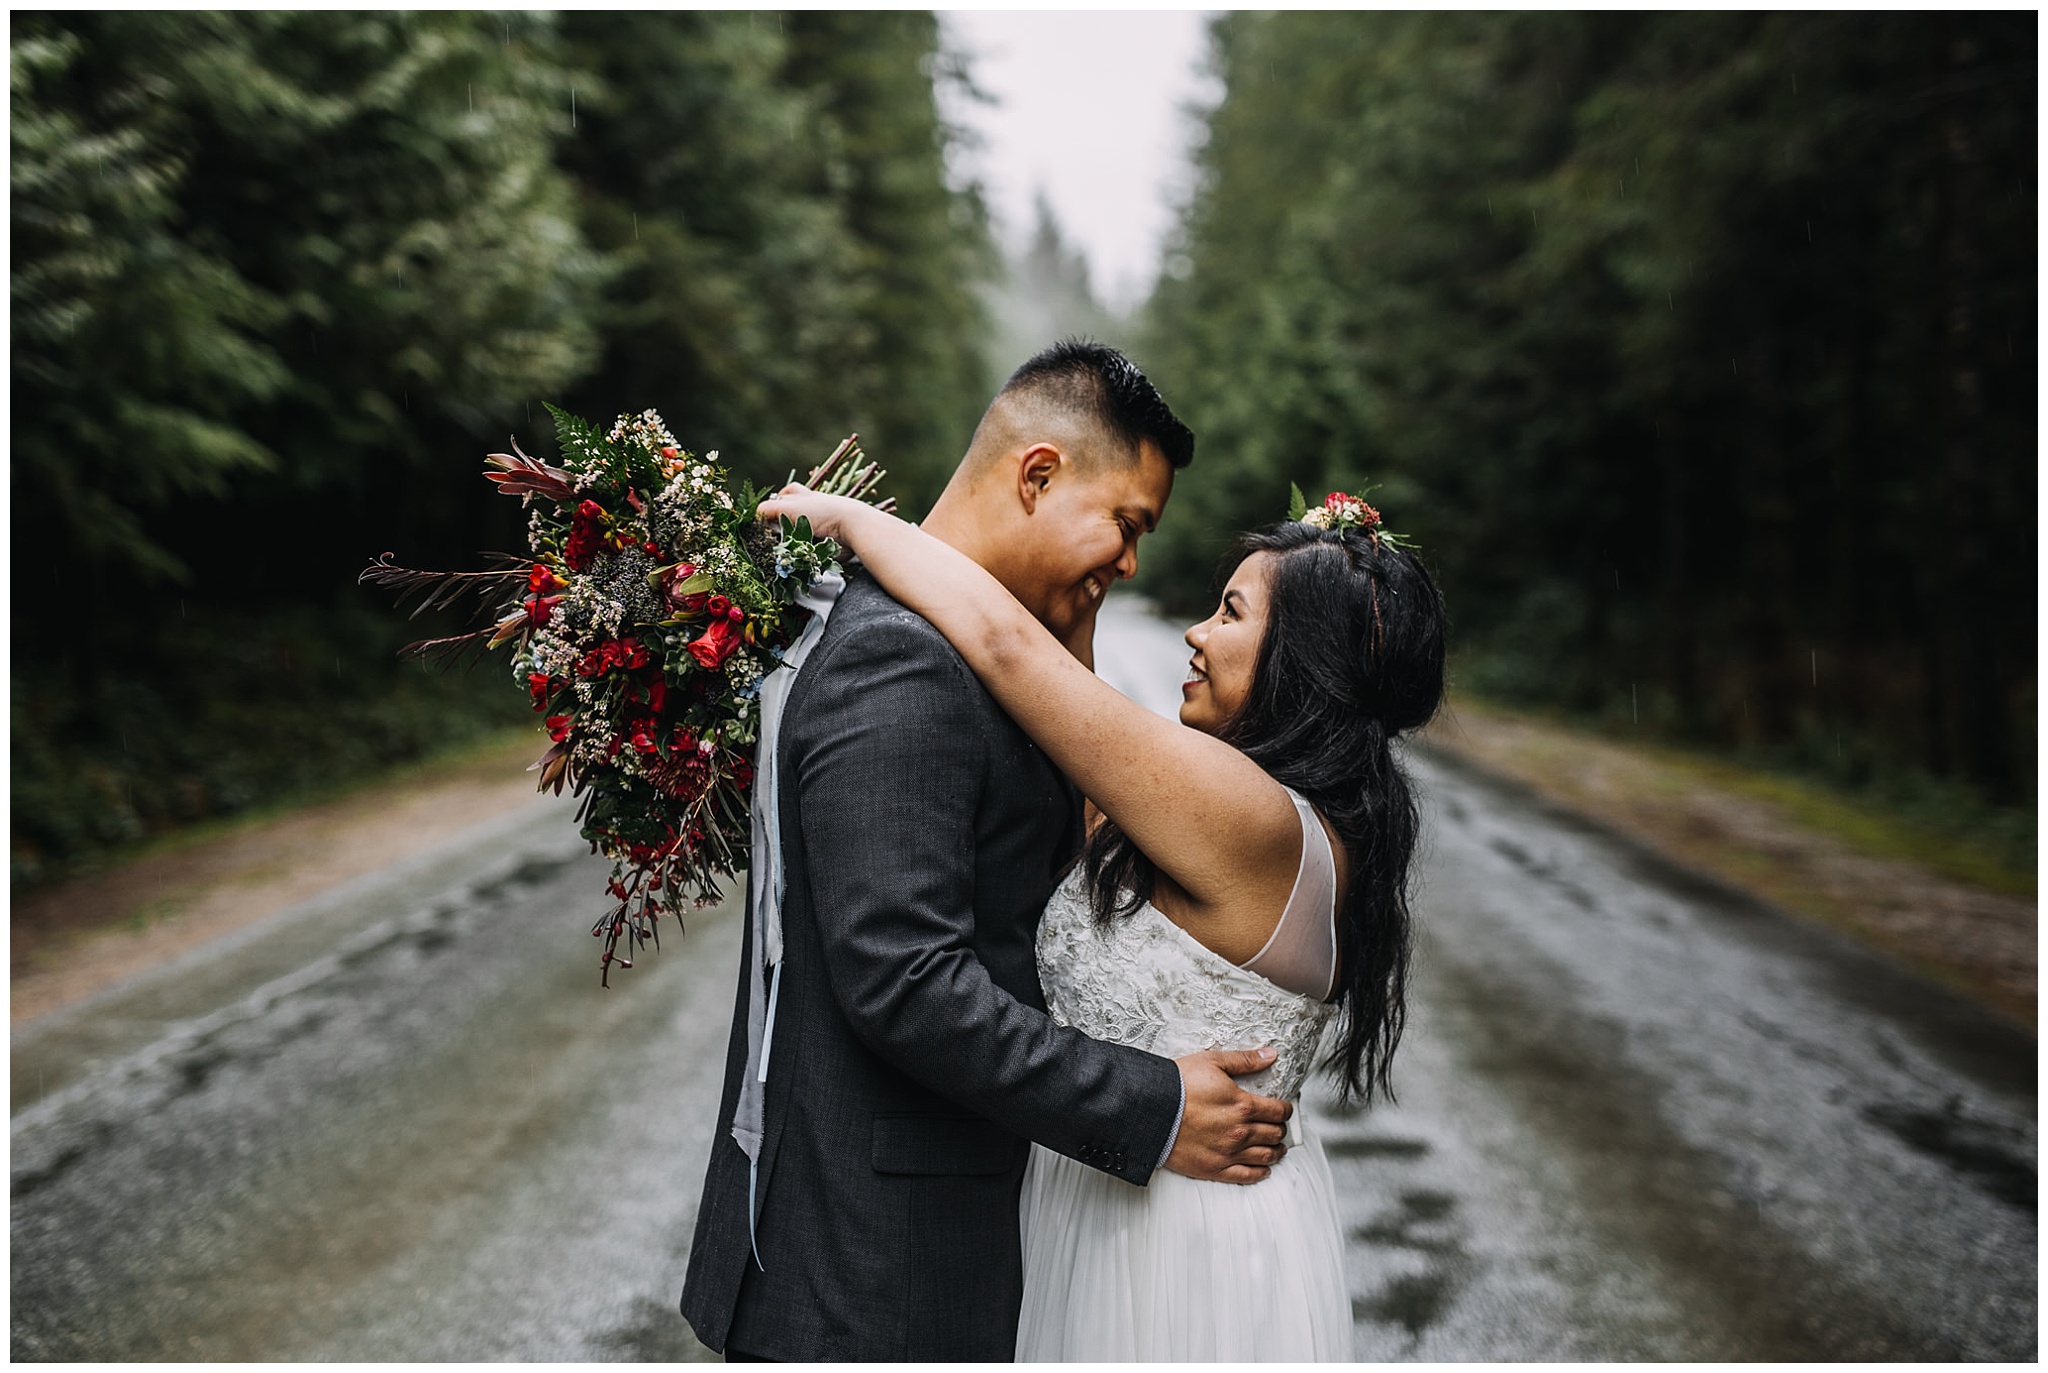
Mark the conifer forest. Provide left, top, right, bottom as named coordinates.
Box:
left=10, top=11, right=2035, bottom=882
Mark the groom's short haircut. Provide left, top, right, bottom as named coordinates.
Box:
left=966, top=338, right=1195, bottom=475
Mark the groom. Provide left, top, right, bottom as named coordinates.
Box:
left=680, top=341, right=1293, bottom=1361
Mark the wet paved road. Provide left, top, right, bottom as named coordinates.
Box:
left=13, top=598, right=2037, bottom=1360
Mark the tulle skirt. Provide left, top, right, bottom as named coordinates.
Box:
left=1015, top=1127, right=1353, bottom=1361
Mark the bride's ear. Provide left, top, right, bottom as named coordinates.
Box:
left=1016, top=444, right=1062, bottom=515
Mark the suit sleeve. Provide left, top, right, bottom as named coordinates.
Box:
left=791, top=610, right=1183, bottom=1185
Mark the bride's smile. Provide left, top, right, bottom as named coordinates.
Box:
left=1177, top=552, right=1271, bottom=733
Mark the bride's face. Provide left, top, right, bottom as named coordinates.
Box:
left=1180, top=553, right=1274, bottom=734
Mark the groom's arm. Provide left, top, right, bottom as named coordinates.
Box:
left=793, top=610, right=1184, bottom=1185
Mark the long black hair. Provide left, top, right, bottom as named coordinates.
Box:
left=1081, top=519, right=1446, bottom=1105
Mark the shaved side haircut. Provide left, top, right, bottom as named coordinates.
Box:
left=964, top=339, right=1196, bottom=477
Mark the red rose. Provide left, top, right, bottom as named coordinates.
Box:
left=566, top=501, right=610, bottom=571
left=707, top=594, right=731, bottom=617
left=687, top=617, right=742, bottom=670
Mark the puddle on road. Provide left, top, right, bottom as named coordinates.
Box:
left=1861, top=1101, right=2036, bottom=1209
left=1323, top=1135, right=1430, bottom=1161
left=1354, top=1272, right=1458, bottom=1340
left=1349, top=1187, right=1472, bottom=1341
left=1415, top=937, right=1968, bottom=1360
left=471, top=853, right=580, bottom=904
left=595, top=1294, right=721, bottom=1362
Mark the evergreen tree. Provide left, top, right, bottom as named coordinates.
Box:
left=984, top=191, right=1129, bottom=380
left=555, top=10, right=990, bottom=514
left=1143, top=12, right=2034, bottom=800
left=9, top=12, right=998, bottom=877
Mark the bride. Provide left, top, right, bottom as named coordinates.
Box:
left=759, top=482, right=1446, bottom=1362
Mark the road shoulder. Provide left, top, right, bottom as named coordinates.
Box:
left=11, top=730, right=548, bottom=1028
left=1420, top=701, right=2035, bottom=1031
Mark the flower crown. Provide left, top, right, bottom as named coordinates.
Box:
left=1286, top=483, right=1412, bottom=548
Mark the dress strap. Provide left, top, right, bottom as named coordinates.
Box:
left=1239, top=787, right=1340, bottom=1001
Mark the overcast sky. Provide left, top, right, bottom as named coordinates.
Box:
left=938, top=10, right=1219, bottom=312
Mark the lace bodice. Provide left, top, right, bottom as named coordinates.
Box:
left=1035, top=868, right=1338, bottom=1105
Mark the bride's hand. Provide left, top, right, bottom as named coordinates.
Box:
left=757, top=483, right=870, bottom=544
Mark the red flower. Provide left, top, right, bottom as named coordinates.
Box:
left=528, top=672, right=554, bottom=711
left=687, top=616, right=742, bottom=670
left=646, top=678, right=667, bottom=714
left=576, top=637, right=650, bottom=677
left=525, top=594, right=564, bottom=627
left=566, top=500, right=610, bottom=570
left=528, top=563, right=565, bottom=593
left=1323, top=491, right=1381, bottom=527
left=707, top=594, right=731, bottom=617
left=545, top=713, right=574, bottom=743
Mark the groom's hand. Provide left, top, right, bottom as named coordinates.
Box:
left=1165, top=1048, right=1293, bottom=1185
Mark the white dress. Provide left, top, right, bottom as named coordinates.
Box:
left=1016, top=789, right=1353, bottom=1362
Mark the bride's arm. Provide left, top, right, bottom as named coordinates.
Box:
left=761, top=490, right=1300, bottom=913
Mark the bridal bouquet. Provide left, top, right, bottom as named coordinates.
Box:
left=363, top=406, right=887, bottom=983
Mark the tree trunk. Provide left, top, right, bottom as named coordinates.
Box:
left=1930, top=18, right=2010, bottom=798
left=1655, top=411, right=1697, bottom=725
left=1741, top=332, right=1797, bottom=742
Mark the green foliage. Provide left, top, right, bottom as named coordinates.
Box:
left=555, top=10, right=990, bottom=514
left=11, top=11, right=997, bottom=884
left=12, top=21, right=288, bottom=584
left=1143, top=12, right=2035, bottom=804
left=10, top=599, right=531, bottom=886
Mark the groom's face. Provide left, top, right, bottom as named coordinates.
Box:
left=1013, top=440, right=1175, bottom=641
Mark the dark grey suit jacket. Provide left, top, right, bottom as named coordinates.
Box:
left=679, top=572, right=1183, bottom=1361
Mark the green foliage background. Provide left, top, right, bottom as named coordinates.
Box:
left=1139, top=12, right=2034, bottom=821
left=11, top=11, right=991, bottom=883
